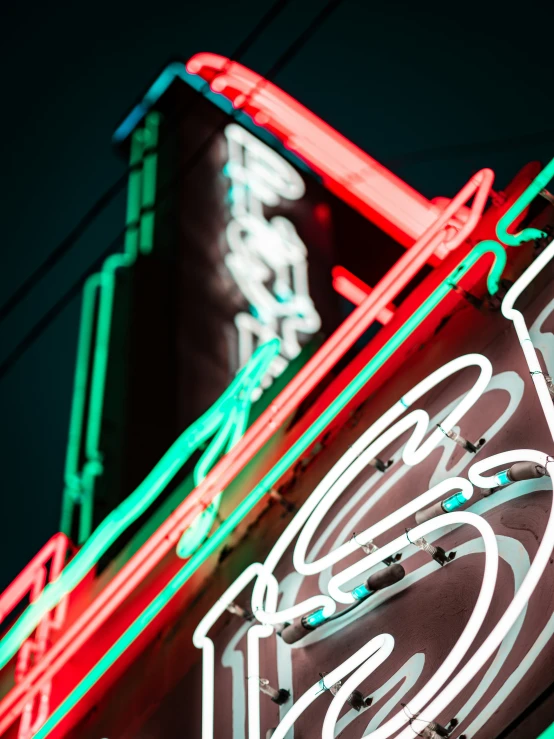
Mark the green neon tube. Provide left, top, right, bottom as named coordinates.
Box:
left=61, top=113, right=161, bottom=544
left=138, top=123, right=158, bottom=255
left=538, top=723, right=554, bottom=739
left=496, top=157, right=554, bottom=246
left=32, top=240, right=506, bottom=738
left=0, top=339, right=279, bottom=673
left=61, top=274, right=102, bottom=535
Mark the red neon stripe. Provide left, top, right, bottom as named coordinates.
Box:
left=332, top=266, right=395, bottom=321
left=0, top=66, right=494, bottom=736
left=186, top=53, right=440, bottom=247
left=0, top=534, right=70, bottom=738
left=0, top=534, right=68, bottom=624
left=0, top=166, right=491, bottom=735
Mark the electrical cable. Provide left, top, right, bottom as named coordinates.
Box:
left=324, top=598, right=364, bottom=623
left=0, top=235, right=125, bottom=380
left=384, top=127, right=554, bottom=167
left=0, top=0, right=345, bottom=380
left=0, top=0, right=292, bottom=327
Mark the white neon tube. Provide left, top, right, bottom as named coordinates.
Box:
left=270, top=634, right=395, bottom=739
left=294, top=471, right=472, bottom=580
left=391, top=239, right=554, bottom=737
left=321, top=635, right=394, bottom=739
left=328, top=512, right=497, bottom=738
left=193, top=233, right=554, bottom=739
left=246, top=622, right=274, bottom=739
left=253, top=354, right=490, bottom=620
left=392, top=452, right=554, bottom=739
left=469, top=449, right=549, bottom=489
left=501, top=239, right=554, bottom=441
left=193, top=564, right=278, bottom=739
left=224, top=122, right=321, bottom=398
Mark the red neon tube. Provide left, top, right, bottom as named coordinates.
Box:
left=186, top=53, right=441, bottom=247
left=0, top=67, right=494, bottom=736
left=332, top=266, right=395, bottom=319
left=0, top=534, right=68, bottom=625
left=0, top=165, right=492, bottom=735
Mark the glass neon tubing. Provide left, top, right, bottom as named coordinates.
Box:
left=0, top=535, right=68, bottom=623
left=185, top=52, right=492, bottom=250
left=0, top=338, right=280, bottom=735
left=0, top=240, right=503, bottom=672
left=61, top=114, right=159, bottom=543
left=0, top=534, right=69, bottom=739
left=199, top=261, right=554, bottom=735
left=0, top=139, right=497, bottom=726
left=192, top=563, right=278, bottom=739
left=352, top=269, right=554, bottom=734
left=539, top=721, right=554, bottom=738
left=330, top=166, right=554, bottom=738
left=70, top=84, right=489, bottom=553
left=29, top=237, right=506, bottom=739
left=331, top=265, right=395, bottom=322
left=319, top=512, right=498, bottom=739
left=10, top=155, right=540, bottom=736
left=351, top=584, right=371, bottom=600
left=0, top=171, right=494, bottom=736
left=496, top=158, right=554, bottom=246
left=250, top=356, right=488, bottom=621
left=114, top=56, right=438, bottom=245
left=18, top=163, right=554, bottom=736
left=0, top=161, right=546, bottom=739
left=385, top=176, right=554, bottom=736
left=442, top=491, right=469, bottom=512
left=288, top=355, right=489, bottom=580
left=0, top=338, right=279, bottom=675
left=195, top=493, right=498, bottom=739
left=389, top=450, right=554, bottom=739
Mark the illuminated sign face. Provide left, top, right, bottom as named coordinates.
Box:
left=0, top=48, right=551, bottom=738
left=224, top=123, right=321, bottom=398
left=191, top=228, right=554, bottom=735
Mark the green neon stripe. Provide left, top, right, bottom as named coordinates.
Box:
left=61, top=126, right=144, bottom=541
left=538, top=723, right=554, bottom=739
left=176, top=493, right=223, bottom=559
left=0, top=340, right=279, bottom=674
left=139, top=115, right=159, bottom=255
left=496, top=157, right=554, bottom=246
left=83, top=125, right=155, bottom=501
left=177, top=355, right=269, bottom=557
left=176, top=405, right=247, bottom=558
left=60, top=114, right=161, bottom=544
left=61, top=275, right=102, bottom=535
left=32, top=240, right=506, bottom=738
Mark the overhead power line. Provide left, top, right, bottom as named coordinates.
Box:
left=0, top=0, right=292, bottom=327
left=0, top=0, right=345, bottom=380
left=0, top=235, right=126, bottom=380
left=384, top=127, right=554, bottom=167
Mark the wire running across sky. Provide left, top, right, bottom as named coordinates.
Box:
left=0, top=0, right=345, bottom=381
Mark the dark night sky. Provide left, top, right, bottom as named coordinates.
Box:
left=1, top=0, right=553, bottom=590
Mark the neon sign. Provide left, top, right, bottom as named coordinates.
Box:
left=0, top=534, right=71, bottom=739
left=0, top=50, right=551, bottom=737
left=2, top=158, right=554, bottom=736
left=191, top=162, right=554, bottom=738
left=23, top=158, right=551, bottom=738
left=224, top=123, right=321, bottom=398
left=61, top=113, right=160, bottom=544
